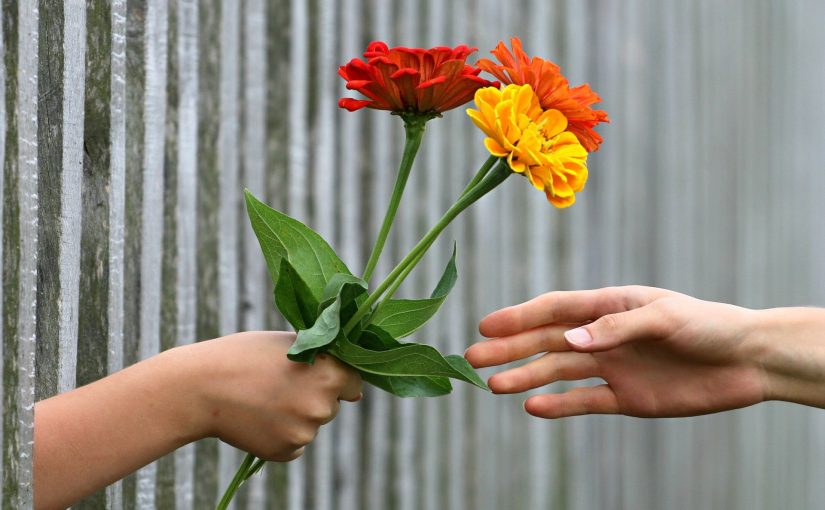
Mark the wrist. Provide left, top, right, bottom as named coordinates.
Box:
left=750, top=307, right=825, bottom=408
left=153, top=342, right=217, bottom=444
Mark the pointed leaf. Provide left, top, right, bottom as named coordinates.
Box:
left=444, top=355, right=488, bottom=390
left=361, top=372, right=453, bottom=397
left=274, top=258, right=319, bottom=330
left=287, top=298, right=343, bottom=363
left=370, top=244, right=458, bottom=338
left=329, top=335, right=489, bottom=391
left=286, top=273, right=370, bottom=363
left=245, top=190, right=350, bottom=301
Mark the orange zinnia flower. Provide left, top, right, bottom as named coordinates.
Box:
left=339, top=41, right=499, bottom=117
left=477, top=37, right=608, bottom=152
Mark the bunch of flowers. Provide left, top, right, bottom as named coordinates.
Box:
left=218, top=37, right=608, bottom=508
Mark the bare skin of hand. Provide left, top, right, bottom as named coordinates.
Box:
left=464, top=286, right=825, bottom=419
left=34, top=331, right=362, bottom=510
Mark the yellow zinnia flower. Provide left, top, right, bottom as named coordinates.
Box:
left=467, top=84, right=588, bottom=207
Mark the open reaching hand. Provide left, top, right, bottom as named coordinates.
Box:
left=464, top=286, right=825, bottom=419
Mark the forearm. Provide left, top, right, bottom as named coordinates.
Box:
left=34, top=345, right=207, bottom=510
left=754, top=307, right=825, bottom=409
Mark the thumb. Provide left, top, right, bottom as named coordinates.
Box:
left=563, top=303, right=667, bottom=352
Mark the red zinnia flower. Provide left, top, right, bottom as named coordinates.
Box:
left=477, top=37, right=609, bottom=152
left=338, top=41, right=499, bottom=117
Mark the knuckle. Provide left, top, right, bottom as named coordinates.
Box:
left=598, top=313, right=622, bottom=333
left=286, top=426, right=318, bottom=449
left=306, top=401, right=337, bottom=424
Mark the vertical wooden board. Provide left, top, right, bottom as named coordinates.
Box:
left=216, top=0, right=241, bottom=504
left=393, top=4, right=419, bottom=510
left=263, top=0, right=291, bottom=504
left=34, top=0, right=63, bottom=404
left=73, top=1, right=111, bottom=508
left=107, top=1, right=128, bottom=507
left=334, top=3, right=363, bottom=510
left=238, top=0, right=268, bottom=506
left=59, top=0, right=87, bottom=398
left=154, top=1, right=179, bottom=507
left=10, top=0, right=38, bottom=505
left=525, top=3, right=560, bottom=508
left=121, top=1, right=148, bottom=507
left=173, top=0, right=198, bottom=507
left=363, top=2, right=393, bottom=509
left=194, top=0, right=221, bottom=507
left=420, top=2, right=446, bottom=508
left=444, top=2, right=473, bottom=508
left=471, top=3, right=501, bottom=508
left=1, top=0, right=18, bottom=505
left=0, top=0, right=6, bottom=498
left=308, top=1, right=337, bottom=509
left=286, top=0, right=309, bottom=507
left=134, top=0, right=168, bottom=507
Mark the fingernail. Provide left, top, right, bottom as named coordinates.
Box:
left=564, top=327, right=593, bottom=347
left=354, top=393, right=363, bottom=402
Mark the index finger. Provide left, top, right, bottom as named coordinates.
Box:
left=479, top=286, right=675, bottom=338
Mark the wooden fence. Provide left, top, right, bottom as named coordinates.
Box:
left=4, top=0, right=825, bottom=508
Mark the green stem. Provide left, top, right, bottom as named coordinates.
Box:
left=216, top=453, right=256, bottom=510
left=362, top=118, right=428, bottom=282
left=243, top=458, right=266, bottom=481
left=344, top=160, right=510, bottom=334
left=374, top=156, right=499, bottom=308
left=459, top=155, right=498, bottom=199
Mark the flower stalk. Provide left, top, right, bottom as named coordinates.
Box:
left=362, top=116, right=428, bottom=281
left=216, top=452, right=256, bottom=510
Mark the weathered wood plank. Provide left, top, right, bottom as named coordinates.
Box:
left=59, top=0, right=86, bottom=397
left=121, top=1, right=148, bottom=507
left=74, top=0, right=110, bottom=507
left=262, top=0, right=291, bottom=502
left=106, top=0, right=127, bottom=506
left=194, top=0, right=221, bottom=506
left=286, top=0, right=309, bottom=507
left=136, top=0, right=168, bottom=507
left=334, top=3, right=364, bottom=510
left=216, top=0, right=241, bottom=505
left=1, top=0, right=18, bottom=505
left=0, top=0, right=6, bottom=498
left=12, top=0, right=39, bottom=505
left=174, top=0, right=198, bottom=508
left=34, top=0, right=63, bottom=406
left=308, top=0, right=337, bottom=508
left=238, top=0, right=268, bottom=506
left=156, top=1, right=179, bottom=507
left=364, top=2, right=393, bottom=508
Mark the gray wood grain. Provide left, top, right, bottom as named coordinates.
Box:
left=106, top=1, right=127, bottom=507
left=15, top=0, right=39, bottom=505
left=136, top=0, right=168, bottom=507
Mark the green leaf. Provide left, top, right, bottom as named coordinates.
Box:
left=328, top=335, right=489, bottom=392
left=361, top=372, right=453, bottom=398
left=274, top=258, right=319, bottom=330
left=357, top=326, right=398, bottom=351
left=245, top=190, right=351, bottom=301
left=287, top=273, right=369, bottom=363
left=320, top=273, right=368, bottom=321
left=287, top=298, right=343, bottom=363
left=370, top=244, right=458, bottom=338
left=444, top=355, right=488, bottom=390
